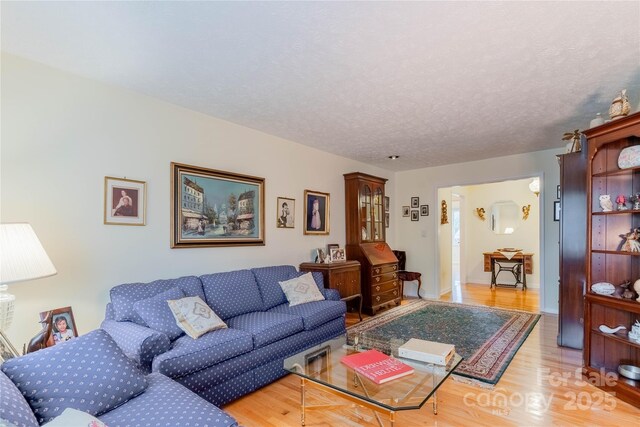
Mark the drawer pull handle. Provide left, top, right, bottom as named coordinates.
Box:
left=376, top=296, right=381, bottom=302
left=393, top=265, right=397, bottom=270
left=375, top=277, right=381, bottom=282
left=393, top=273, right=397, bottom=278
left=376, top=286, right=380, bottom=292
left=375, top=268, right=380, bottom=274
left=393, top=290, right=397, bottom=296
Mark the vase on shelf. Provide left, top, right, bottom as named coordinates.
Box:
left=590, top=113, right=605, bottom=128
left=609, top=89, right=631, bottom=120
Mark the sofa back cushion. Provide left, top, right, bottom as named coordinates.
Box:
left=133, top=287, right=186, bottom=341
left=200, top=270, right=264, bottom=320
left=0, top=369, right=39, bottom=427
left=110, top=276, right=205, bottom=325
left=251, top=265, right=298, bottom=309
left=1, top=329, right=148, bottom=425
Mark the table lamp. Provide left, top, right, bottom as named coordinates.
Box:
left=0, top=223, right=57, bottom=332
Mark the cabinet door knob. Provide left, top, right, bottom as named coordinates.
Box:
left=375, top=268, right=380, bottom=274
left=375, top=277, right=381, bottom=282
left=393, top=290, right=397, bottom=296
left=393, top=273, right=397, bottom=278
left=376, top=296, right=381, bottom=302
left=393, top=265, right=397, bottom=270
left=376, top=286, right=380, bottom=292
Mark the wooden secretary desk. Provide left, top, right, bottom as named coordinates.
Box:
left=344, top=172, right=400, bottom=315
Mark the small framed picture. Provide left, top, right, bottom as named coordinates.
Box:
left=384, top=196, right=390, bottom=213
left=327, top=243, right=339, bottom=254
left=315, top=248, right=327, bottom=263
left=0, top=331, right=20, bottom=362
left=329, top=247, right=346, bottom=263
left=43, top=306, right=78, bottom=347
left=104, top=177, right=146, bottom=226
left=557, top=185, right=561, bottom=200
left=420, top=205, right=429, bottom=216
left=554, top=201, right=561, bottom=221
left=402, top=206, right=410, bottom=217
left=277, top=197, right=295, bottom=229
left=385, top=212, right=390, bottom=228
left=411, top=210, right=419, bottom=221
left=411, top=197, right=419, bottom=208
left=304, top=190, right=330, bottom=235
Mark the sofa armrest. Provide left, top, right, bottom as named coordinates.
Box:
left=105, top=302, right=115, bottom=320
left=322, top=288, right=341, bottom=301
left=101, top=320, right=170, bottom=369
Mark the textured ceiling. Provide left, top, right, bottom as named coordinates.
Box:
left=2, top=1, right=640, bottom=171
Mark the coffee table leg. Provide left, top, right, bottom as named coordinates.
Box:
left=301, top=377, right=306, bottom=426
left=432, top=390, right=437, bottom=415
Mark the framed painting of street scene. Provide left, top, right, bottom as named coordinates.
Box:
left=171, top=162, right=265, bottom=247
left=104, top=176, right=146, bottom=225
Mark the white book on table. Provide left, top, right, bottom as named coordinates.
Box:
left=398, top=338, right=455, bottom=366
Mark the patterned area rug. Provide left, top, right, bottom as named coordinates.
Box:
left=347, top=300, right=540, bottom=385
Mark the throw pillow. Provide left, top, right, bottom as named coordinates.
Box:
left=0, top=329, right=147, bottom=425
left=133, top=287, right=185, bottom=341
left=279, top=272, right=326, bottom=306
left=44, top=408, right=107, bottom=427
left=167, top=296, right=227, bottom=339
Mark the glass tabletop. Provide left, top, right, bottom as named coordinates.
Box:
left=283, top=334, right=463, bottom=411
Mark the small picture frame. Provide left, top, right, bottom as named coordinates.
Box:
left=104, top=176, right=146, bottom=226
left=411, top=210, right=419, bottom=221
left=554, top=201, right=561, bottom=221
left=420, top=205, right=429, bottom=216
left=402, top=206, right=410, bottom=217
left=385, top=212, right=390, bottom=228
left=277, top=197, right=295, bottom=229
left=304, top=190, right=330, bottom=235
left=0, top=331, right=20, bottom=362
left=329, top=248, right=346, bottom=263
left=43, top=306, right=78, bottom=347
left=384, top=196, right=390, bottom=213
left=557, top=185, right=561, bottom=200
left=411, top=197, right=419, bottom=208
left=315, top=248, right=327, bottom=263
left=327, top=243, right=339, bottom=255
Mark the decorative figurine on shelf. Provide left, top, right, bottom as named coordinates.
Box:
left=630, top=194, right=640, bottom=211
left=635, top=279, right=640, bottom=302
left=620, top=228, right=640, bottom=252
left=616, top=194, right=628, bottom=211
left=599, top=194, right=613, bottom=212
left=562, top=129, right=582, bottom=153
left=619, top=280, right=636, bottom=299
left=609, top=89, right=631, bottom=120
left=629, top=320, right=640, bottom=343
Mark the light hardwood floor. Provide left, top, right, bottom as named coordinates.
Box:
left=224, top=283, right=640, bottom=426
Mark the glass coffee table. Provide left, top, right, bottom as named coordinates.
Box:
left=283, top=334, right=462, bottom=426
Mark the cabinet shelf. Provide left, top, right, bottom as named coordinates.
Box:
left=586, top=292, right=640, bottom=314
left=592, top=165, right=640, bottom=178
left=592, top=209, right=640, bottom=215
left=591, top=249, right=640, bottom=256
left=590, top=328, right=640, bottom=350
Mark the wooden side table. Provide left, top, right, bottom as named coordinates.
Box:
left=299, top=260, right=362, bottom=321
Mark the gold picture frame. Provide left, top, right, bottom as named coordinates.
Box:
left=104, top=176, right=146, bottom=226
left=304, top=190, right=330, bottom=235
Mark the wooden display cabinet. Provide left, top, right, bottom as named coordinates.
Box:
left=584, top=112, right=640, bottom=407
left=344, top=172, right=399, bottom=315
left=299, top=260, right=362, bottom=320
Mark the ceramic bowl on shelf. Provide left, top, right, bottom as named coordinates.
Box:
left=618, top=365, right=640, bottom=380
left=591, top=282, right=616, bottom=295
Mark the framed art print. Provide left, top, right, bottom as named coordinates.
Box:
left=304, top=190, right=330, bottom=235
left=411, top=210, right=419, bottom=221
left=554, top=201, right=561, bottom=221
left=104, top=177, right=146, bottom=226
left=171, top=162, right=265, bottom=247
left=402, top=206, right=410, bottom=217
left=329, top=247, right=346, bottom=262
left=420, top=205, right=429, bottom=216
left=411, top=197, right=419, bottom=208
left=276, top=197, right=295, bottom=229
left=384, top=196, right=390, bottom=213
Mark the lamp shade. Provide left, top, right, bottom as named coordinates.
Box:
left=0, top=223, right=57, bottom=285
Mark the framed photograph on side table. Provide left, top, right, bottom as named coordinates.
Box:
left=329, top=248, right=346, bottom=263
left=42, top=306, right=78, bottom=347
left=304, top=190, right=330, bottom=235
left=104, top=176, right=146, bottom=226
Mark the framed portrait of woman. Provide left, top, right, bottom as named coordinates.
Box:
left=304, top=190, right=330, bottom=235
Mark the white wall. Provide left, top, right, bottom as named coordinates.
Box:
left=0, top=55, right=395, bottom=346
left=394, top=148, right=562, bottom=313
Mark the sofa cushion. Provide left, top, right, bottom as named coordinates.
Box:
left=226, top=312, right=304, bottom=348
left=269, top=299, right=346, bottom=330
left=251, top=265, right=298, bottom=309
left=279, top=272, right=326, bottom=306
left=111, top=276, right=205, bottom=324
left=99, top=373, right=238, bottom=427
left=0, top=369, right=39, bottom=427
left=168, top=296, right=227, bottom=339
left=200, top=270, right=264, bottom=320
left=1, top=329, right=147, bottom=425
left=133, top=286, right=186, bottom=341
left=152, top=328, right=254, bottom=378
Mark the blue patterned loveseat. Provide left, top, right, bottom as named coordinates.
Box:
left=0, top=329, right=237, bottom=427
left=100, top=265, right=347, bottom=406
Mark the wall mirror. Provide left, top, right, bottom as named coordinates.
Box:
left=489, top=200, right=520, bottom=234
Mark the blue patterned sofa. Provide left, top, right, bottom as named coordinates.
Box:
left=100, top=265, right=347, bottom=406
left=0, top=329, right=237, bottom=427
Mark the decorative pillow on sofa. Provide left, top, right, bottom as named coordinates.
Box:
left=133, top=287, right=185, bottom=341
left=0, top=329, right=147, bottom=425
left=44, top=408, right=107, bottom=427
left=279, top=272, right=326, bottom=307
left=0, top=369, right=39, bottom=427
left=167, top=296, right=227, bottom=339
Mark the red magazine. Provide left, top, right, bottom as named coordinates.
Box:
left=341, top=349, right=414, bottom=384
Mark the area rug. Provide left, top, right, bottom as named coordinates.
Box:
left=346, top=300, right=540, bottom=385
